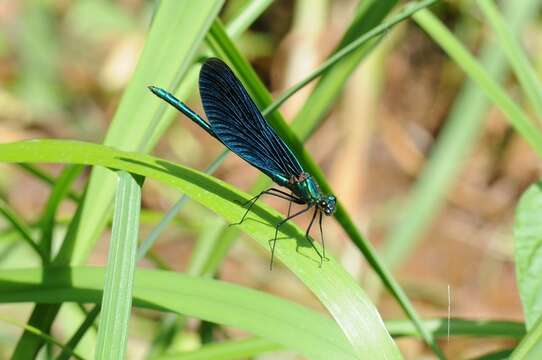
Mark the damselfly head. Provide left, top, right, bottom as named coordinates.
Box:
left=318, top=195, right=336, bottom=216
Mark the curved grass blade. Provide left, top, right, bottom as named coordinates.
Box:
left=0, top=139, right=401, bottom=359
left=0, top=198, right=46, bottom=263
left=0, top=267, right=358, bottom=360
left=95, top=171, right=142, bottom=359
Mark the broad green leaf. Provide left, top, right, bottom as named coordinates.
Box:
left=95, top=172, right=142, bottom=359
left=0, top=139, right=400, bottom=359
left=514, top=181, right=542, bottom=329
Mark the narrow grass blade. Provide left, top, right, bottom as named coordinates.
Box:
left=510, top=314, right=542, bottom=359
left=385, top=318, right=525, bottom=338
left=0, top=139, right=401, bottom=359
left=478, top=0, right=542, bottom=122
left=57, top=304, right=101, bottom=360
left=38, top=165, right=83, bottom=262
left=0, top=315, right=84, bottom=360
left=95, top=171, right=142, bottom=360
left=11, top=190, right=88, bottom=358
left=514, top=181, right=542, bottom=329
left=226, top=0, right=274, bottom=38
left=0, top=198, right=45, bottom=262
left=18, top=164, right=80, bottom=202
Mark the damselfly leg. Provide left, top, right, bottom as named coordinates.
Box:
left=270, top=205, right=324, bottom=269
left=232, top=188, right=303, bottom=226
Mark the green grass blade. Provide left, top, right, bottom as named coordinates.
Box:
left=0, top=198, right=45, bottom=262
left=17, top=164, right=80, bottom=202
left=226, top=0, right=274, bottom=38
left=152, top=316, right=527, bottom=360
left=510, top=314, right=542, bottom=359
left=381, top=0, right=540, bottom=270
left=0, top=139, right=401, bottom=359
left=413, top=9, right=542, bottom=156
left=11, top=188, right=89, bottom=357
left=514, top=181, right=542, bottom=329
left=0, top=267, right=358, bottom=360
left=385, top=318, right=525, bottom=339
left=57, top=304, right=101, bottom=360
left=38, top=165, right=83, bottom=263
left=478, top=0, right=542, bottom=122
left=0, top=315, right=85, bottom=360
left=95, top=171, right=142, bottom=359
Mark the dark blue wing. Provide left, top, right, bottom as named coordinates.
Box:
left=199, top=58, right=304, bottom=186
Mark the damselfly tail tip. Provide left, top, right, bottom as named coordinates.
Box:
left=147, top=85, right=159, bottom=94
